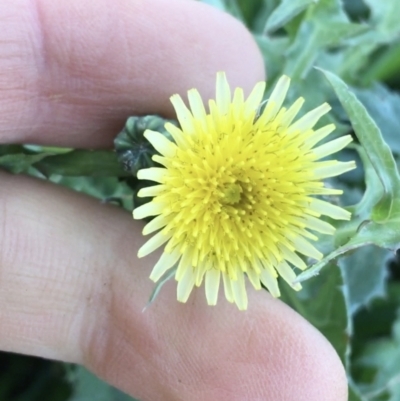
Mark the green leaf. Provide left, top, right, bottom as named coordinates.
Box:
left=339, top=0, right=400, bottom=81
left=344, top=0, right=369, bottom=20
left=23, top=144, right=73, bottom=154
left=338, top=32, right=381, bottom=82
left=346, top=145, right=383, bottom=225
left=34, top=150, right=128, bottom=177
left=264, top=0, right=317, bottom=34
left=283, top=0, right=367, bottom=79
left=51, top=176, right=134, bottom=211
left=201, top=0, right=266, bottom=28
left=0, top=144, right=26, bottom=156
left=361, top=42, right=400, bottom=85
left=320, top=68, right=400, bottom=221
left=349, top=382, right=367, bottom=401
left=297, top=219, right=400, bottom=284
left=353, top=282, right=400, bottom=347
left=363, top=0, right=400, bottom=39
left=68, top=366, right=137, bottom=401
left=234, top=0, right=265, bottom=27
left=353, top=309, right=400, bottom=400
left=251, top=0, right=281, bottom=33
left=0, top=152, right=53, bottom=174
left=352, top=83, right=400, bottom=155
left=339, top=245, right=389, bottom=315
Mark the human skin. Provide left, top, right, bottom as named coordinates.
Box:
left=0, top=1, right=348, bottom=400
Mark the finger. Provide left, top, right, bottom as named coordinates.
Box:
left=0, top=172, right=347, bottom=401
left=0, top=0, right=264, bottom=148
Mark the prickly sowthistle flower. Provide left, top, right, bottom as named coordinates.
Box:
left=133, top=73, right=355, bottom=310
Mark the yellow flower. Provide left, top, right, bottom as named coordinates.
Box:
left=133, top=73, right=355, bottom=310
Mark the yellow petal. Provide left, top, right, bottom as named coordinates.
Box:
left=138, top=185, right=166, bottom=198
left=133, top=202, right=165, bottom=220
left=216, top=72, right=231, bottom=115
left=265, top=75, right=290, bottom=119
left=150, top=248, right=181, bottom=281
left=288, top=103, right=331, bottom=133
left=246, top=266, right=262, bottom=290
left=312, top=135, right=353, bottom=160
left=177, top=267, right=195, bottom=303
left=313, top=161, right=356, bottom=179
left=205, top=269, right=221, bottom=306
left=170, top=94, right=195, bottom=134
left=142, top=214, right=169, bottom=235
left=291, top=235, right=323, bottom=260
left=137, top=167, right=168, bottom=183
left=222, top=272, right=234, bottom=303
left=138, top=231, right=171, bottom=258
left=275, top=261, right=302, bottom=291
left=260, top=269, right=280, bottom=298
left=309, top=198, right=352, bottom=220
left=144, top=130, right=177, bottom=158
left=230, top=272, right=248, bottom=310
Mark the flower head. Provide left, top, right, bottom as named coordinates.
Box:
left=133, top=73, right=355, bottom=310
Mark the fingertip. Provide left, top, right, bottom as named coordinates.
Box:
left=247, top=293, right=349, bottom=401
left=2, top=0, right=265, bottom=147
left=87, top=273, right=348, bottom=401
left=154, top=0, right=266, bottom=104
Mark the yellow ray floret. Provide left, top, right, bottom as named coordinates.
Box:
left=133, top=72, right=356, bottom=310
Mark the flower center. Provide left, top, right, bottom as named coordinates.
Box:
left=221, top=182, right=243, bottom=205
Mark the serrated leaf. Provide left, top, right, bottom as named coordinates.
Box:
left=339, top=246, right=389, bottom=315
left=264, top=0, right=317, bottom=34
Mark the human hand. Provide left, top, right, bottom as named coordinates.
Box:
left=0, top=1, right=347, bottom=400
